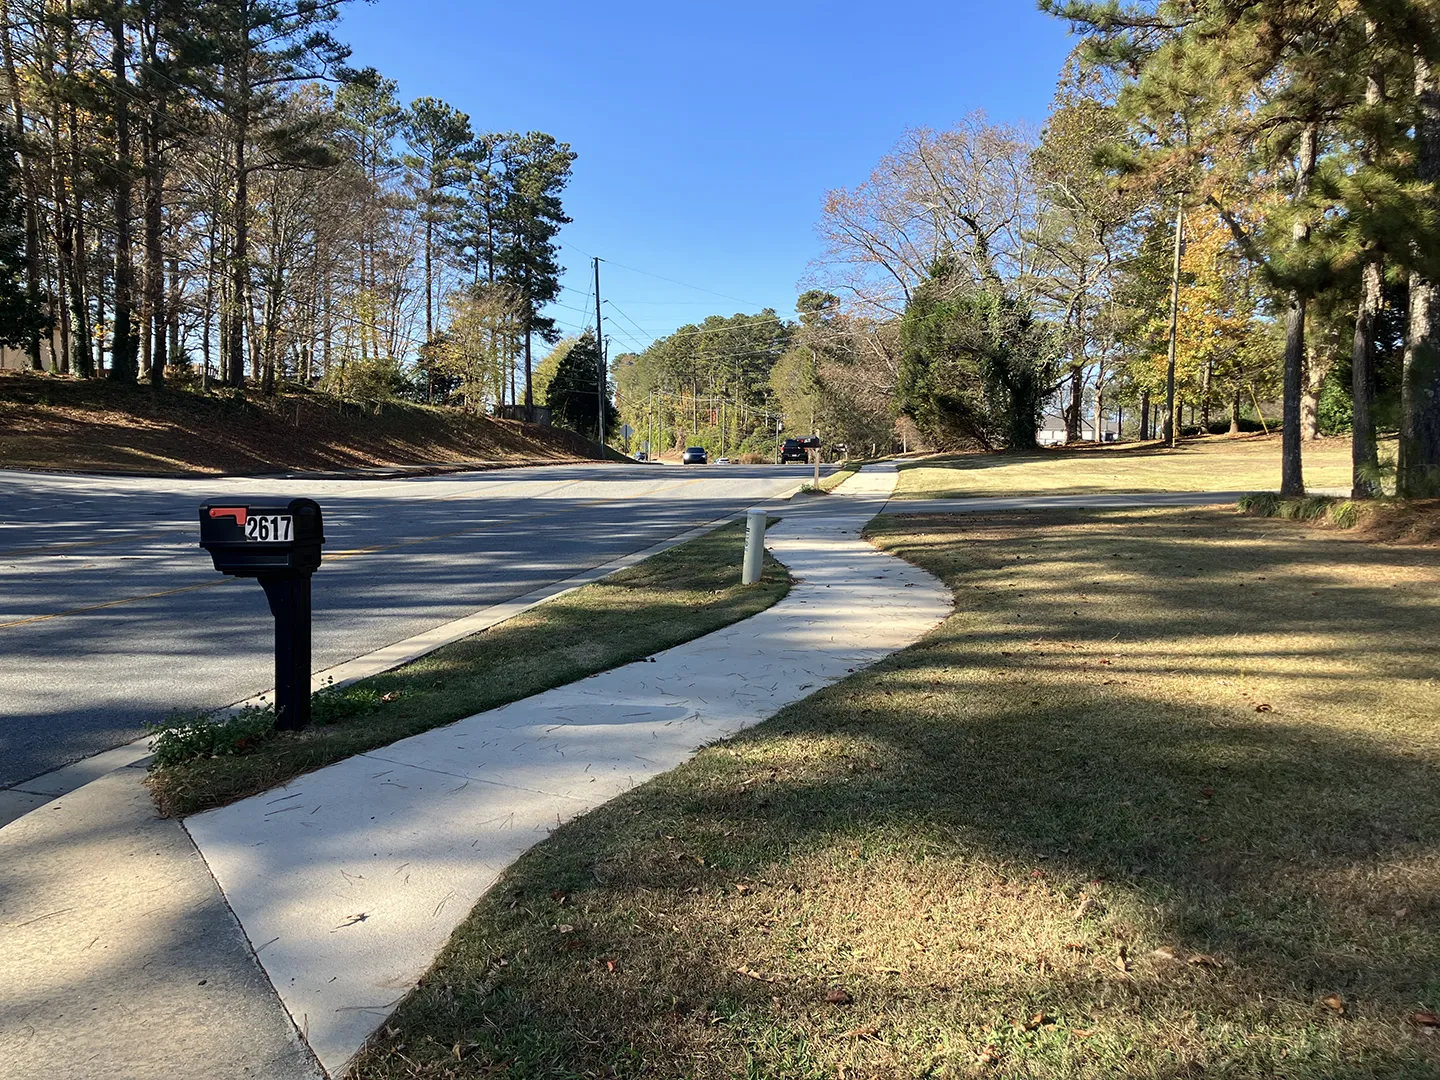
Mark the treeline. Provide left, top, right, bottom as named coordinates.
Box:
left=0, top=0, right=573, bottom=412
left=671, top=1, right=1435, bottom=498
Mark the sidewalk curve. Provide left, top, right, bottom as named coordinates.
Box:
left=186, top=462, right=952, bottom=1076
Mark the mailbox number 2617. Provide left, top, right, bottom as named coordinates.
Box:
left=245, top=514, right=293, bottom=543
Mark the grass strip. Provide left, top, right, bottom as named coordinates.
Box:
left=350, top=506, right=1440, bottom=1080
left=147, top=519, right=789, bottom=818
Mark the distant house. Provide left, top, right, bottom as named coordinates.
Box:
left=1037, top=410, right=1119, bottom=446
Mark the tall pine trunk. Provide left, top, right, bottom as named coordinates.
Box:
left=144, top=113, right=165, bottom=385
left=1352, top=256, right=1383, bottom=496
left=1399, top=49, right=1440, bottom=497
left=1280, top=123, right=1318, bottom=496
left=109, top=12, right=138, bottom=382
left=2, top=0, right=45, bottom=369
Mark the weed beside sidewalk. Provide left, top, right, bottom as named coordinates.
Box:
left=351, top=506, right=1440, bottom=1079
left=147, top=520, right=789, bottom=818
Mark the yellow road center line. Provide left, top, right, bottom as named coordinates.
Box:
left=0, top=578, right=230, bottom=630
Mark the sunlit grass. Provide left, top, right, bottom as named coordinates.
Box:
left=894, top=433, right=1376, bottom=499
left=351, top=506, right=1440, bottom=1079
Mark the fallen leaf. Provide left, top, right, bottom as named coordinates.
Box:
left=825, top=988, right=853, bottom=1005
left=976, top=1044, right=1001, bottom=1066
left=1412, top=1012, right=1440, bottom=1027
left=734, top=883, right=753, bottom=895
left=1114, top=944, right=1130, bottom=973
left=452, top=1042, right=462, bottom=1062
left=735, top=966, right=775, bottom=983
left=1071, top=1028, right=1094, bottom=1038
left=381, top=692, right=400, bottom=703
left=1151, top=946, right=1179, bottom=961
left=550, top=890, right=568, bottom=905
left=1074, top=895, right=1094, bottom=919
left=606, top=960, right=618, bottom=973
left=1064, top=941, right=1088, bottom=952
left=1321, top=994, right=1345, bottom=1015
left=1255, top=703, right=1273, bottom=713
left=1025, top=1012, right=1054, bottom=1030
left=840, top=1024, right=882, bottom=1040
left=1199, top=786, right=1215, bottom=798
left=554, top=924, right=575, bottom=934
left=1187, top=953, right=1221, bottom=969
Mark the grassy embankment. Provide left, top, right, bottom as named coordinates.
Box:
left=351, top=505, right=1440, bottom=1079
left=0, top=369, right=621, bottom=475
left=148, top=520, right=789, bottom=817
left=895, top=432, right=1372, bottom=499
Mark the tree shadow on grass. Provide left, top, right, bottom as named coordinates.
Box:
left=351, top=508, right=1440, bottom=1079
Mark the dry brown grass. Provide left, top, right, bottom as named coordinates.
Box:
left=350, top=507, right=1440, bottom=1080
left=895, top=433, right=1370, bottom=499
left=0, top=370, right=611, bottom=475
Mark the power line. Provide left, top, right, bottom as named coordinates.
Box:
left=557, top=242, right=765, bottom=309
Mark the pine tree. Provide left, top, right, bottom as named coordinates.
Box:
left=0, top=123, right=48, bottom=349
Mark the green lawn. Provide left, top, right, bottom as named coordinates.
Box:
left=350, top=506, right=1440, bottom=1079
left=147, top=520, right=789, bottom=818
left=894, top=433, right=1373, bottom=499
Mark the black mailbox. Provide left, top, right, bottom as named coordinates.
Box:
left=199, top=498, right=326, bottom=731
left=199, top=498, right=324, bottom=576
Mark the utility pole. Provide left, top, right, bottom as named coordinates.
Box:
left=1164, top=196, right=1184, bottom=448
left=593, top=257, right=605, bottom=446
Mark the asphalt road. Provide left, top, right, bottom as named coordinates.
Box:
left=0, top=462, right=822, bottom=788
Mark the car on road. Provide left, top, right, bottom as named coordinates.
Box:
left=634, top=451, right=648, bottom=461
left=778, top=438, right=809, bottom=463
left=716, top=456, right=730, bottom=465
left=681, top=446, right=708, bottom=464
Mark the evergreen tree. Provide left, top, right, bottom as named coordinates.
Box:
left=0, top=123, right=47, bottom=350
left=493, top=131, right=575, bottom=418
left=546, top=330, right=613, bottom=441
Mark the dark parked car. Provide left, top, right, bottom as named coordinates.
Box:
left=778, top=436, right=820, bottom=463
left=681, top=446, right=708, bottom=464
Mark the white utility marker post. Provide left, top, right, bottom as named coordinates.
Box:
left=742, top=509, right=767, bottom=585
left=812, top=448, right=820, bottom=491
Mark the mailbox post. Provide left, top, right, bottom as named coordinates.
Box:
left=198, top=498, right=325, bottom=731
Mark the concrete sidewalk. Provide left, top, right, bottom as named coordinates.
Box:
left=0, top=766, right=321, bottom=1080
left=185, top=463, right=952, bottom=1076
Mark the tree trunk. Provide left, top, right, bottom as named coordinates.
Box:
left=424, top=216, right=433, bottom=343
left=1230, top=387, right=1241, bottom=436
left=1301, top=344, right=1329, bottom=441
left=1350, top=20, right=1384, bottom=499
left=1280, top=123, right=1318, bottom=496
left=65, top=8, right=93, bottom=379
left=2, top=0, right=45, bottom=369
left=523, top=329, right=534, bottom=420
left=1065, top=367, right=1082, bottom=442
left=225, top=55, right=249, bottom=389
left=1138, top=388, right=1150, bottom=440
left=109, top=13, right=137, bottom=382
left=1399, top=49, right=1440, bottom=498
left=143, top=103, right=166, bottom=386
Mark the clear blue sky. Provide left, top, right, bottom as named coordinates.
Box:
left=337, top=0, right=1078, bottom=355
